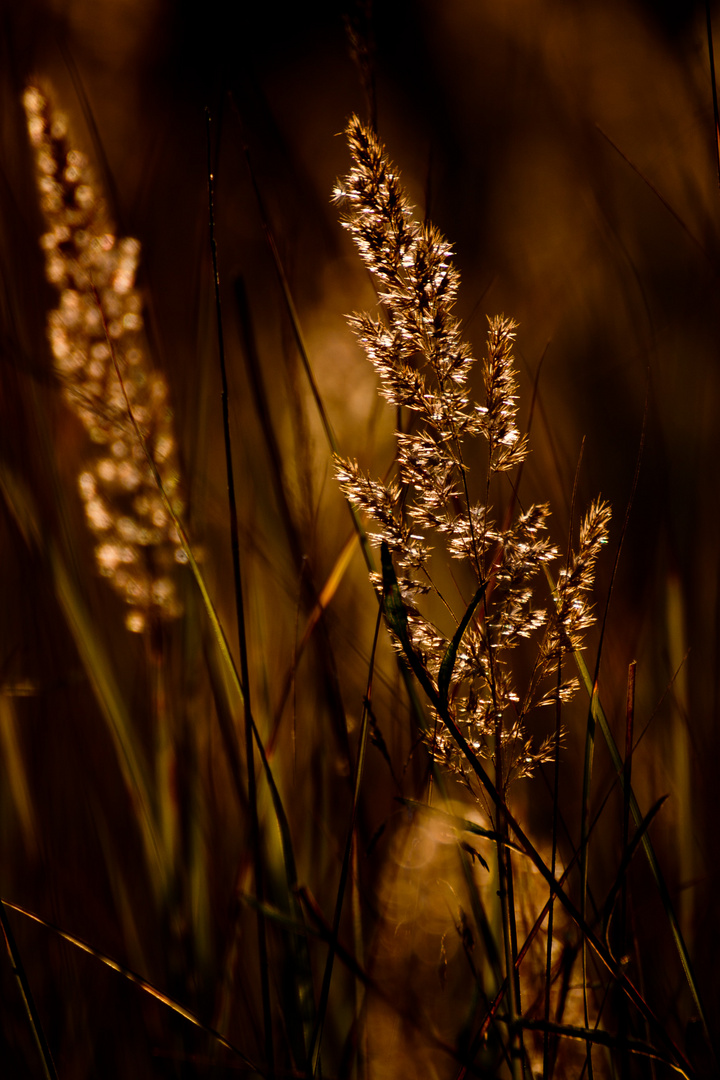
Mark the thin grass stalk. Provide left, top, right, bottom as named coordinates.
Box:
left=619, top=660, right=636, bottom=1080
left=602, top=797, right=668, bottom=944
left=705, top=0, right=720, bottom=190
left=239, top=136, right=382, bottom=575
left=452, top=825, right=505, bottom=1031
left=519, top=1019, right=692, bottom=1079
left=297, top=887, right=463, bottom=1065
left=146, top=626, right=194, bottom=1065
left=241, top=142, right=339, bottom=454
left=543, top=660, right=563, bottom=1080
left=233, top=276, right=296, bottom=555
left=249, top=707, right=318, bottom=1065
left=1, top=898, right=257, bottom=1069
left=91, top=274, right=311, bottom=1071
left=0, top=693, right=38, bottom=860
left=494, top=755, right=523, bottom=1079
left=504, top=843, right=526, bottom=1078
left=595, top=125, right=716, bottom=269
left=622, top=662, right=636, bottom=941
left=459, top=801, right=676, bottom=1079
left=0, top=901, right=58, bottom=1080
left=629, top=897, right=658, bottom=1080
left=576, top=407, right=645, bottom=1080
left=462, top=779, right=626, bottom=1080
left=233, top=276, right=354, bottom=775
left=206, top=106, right=274, bottom=1075
left=239, top=132, right=439, bottom=786
left=50, top=537, right=168, bottom=893
left=541, top=439, right=580, bottom=1080
left=349, top=835, right=366, bottom=1080
left=573, top=647, right=716, bottom=1069
left=555, top=442, right=596, bottom=1079
left=148, top=631, right=177, bottom=907
left=382, top=547, right=693, bottom=1076
left=566, top=399, right=711, bottom=1069
left=202, top=633, right=251, bottom=846
left=310, top=603, right=382, bottom=1076
left=56, top=42, right=124, bottom=234
left=580, top=681, right=598, bottom=1080
left=1, top=431, right=166, bottom=898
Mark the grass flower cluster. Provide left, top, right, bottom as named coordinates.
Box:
left=22, top=85, right=185, bottom=633
left=334, top=116, right=611, bottom=796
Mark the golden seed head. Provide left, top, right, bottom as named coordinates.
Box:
left=25, top=81, right=186, bottom=631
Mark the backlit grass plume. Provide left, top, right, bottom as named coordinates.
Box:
left=23, top=85, right=185, bottom=633
left=334, top=116, right=611, bottom=796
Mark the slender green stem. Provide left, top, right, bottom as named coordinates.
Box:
left=0, top=901, right=58, bottom=1080
left=206, top=108, right=274, bottom=1076
left=310, top=603, right=382, bottom=1075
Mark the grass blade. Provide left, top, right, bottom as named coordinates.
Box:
left=310, top=604, right=382, bottom=1075
left=206, top=105, right=273, bottom=1075
left=519, top=1018, right=692, bottom=1079
left=0, top=902, right=58, bottom=1080
left=438, top=582, right=488, bottom=709
left=0, top=461, right=164, bottom=894
left=0, top=691, right=39, bottom=860
left=601, top=794, right=668, bottom=941
left=1, top=898, right=256, bottom=1069
left=573, top=648, right=715, bottom=1065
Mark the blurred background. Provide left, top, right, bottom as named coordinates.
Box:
left=1, top=0, right=719, bottom=1076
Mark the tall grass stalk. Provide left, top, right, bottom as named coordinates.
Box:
left=206, top=105, right=274, bottom=1076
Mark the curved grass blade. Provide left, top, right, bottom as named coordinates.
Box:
left=206, top=107, right=273, bottom=1075
left=0, top=902, right=58, bottom=1080
left=100, top=287, right=317, bottom=1071
left=237, top=135, right=434, bottom=761
left=381, top=541, right=437, bottom=703
left=397, top=798, right=525, bottom=858
left=519, top=1019, right=691, bottom=1079
left=1, top=898, right=256, bottom=1069
left=580, top=678, right=598, bottom=1080
left=249, top=712, right=317, bottom=1068
left=437, top=582, right=487, bottom=709
left=50, top=545, right=167, bottom=892
left=456, top=766, right=643, bottom=1080
left=601, top=795, right=668, bottom=943
left=0, top=691, right=39, bottom=859
left=0, top=462, right=164, bottom=894
left=298, top=885, right=461, bottom=1064
left=239, top=894, right=329, bottom=937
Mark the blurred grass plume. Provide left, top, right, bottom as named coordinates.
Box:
left=22, top=84, right=185, bottom=634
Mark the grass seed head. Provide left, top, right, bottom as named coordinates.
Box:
left=336, top=116, right=611, bottom=791
left=23, top=85, right=185, bottom=632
